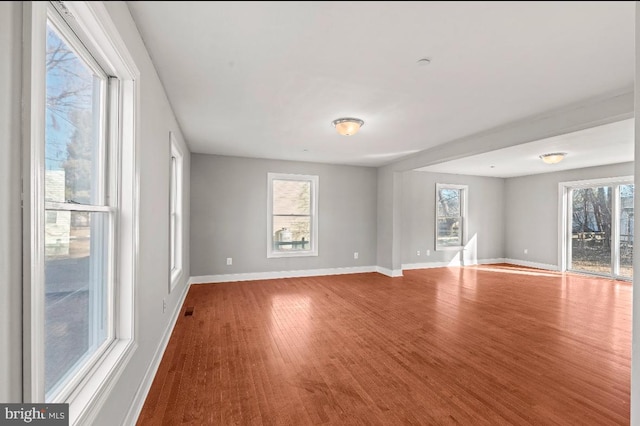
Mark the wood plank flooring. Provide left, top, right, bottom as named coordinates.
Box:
left=136, top=264, right=631, bottom=425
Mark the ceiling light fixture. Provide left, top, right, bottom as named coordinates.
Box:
left=539, top=152, right=567, bottom=164
left=332, top=118, right=364, bottom=136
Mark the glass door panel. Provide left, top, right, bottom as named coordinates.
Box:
left=570, top=186, right=612, bottom=275
left=619, top=184, right=634, bottom=278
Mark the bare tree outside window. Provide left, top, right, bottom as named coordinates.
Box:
left=436, top=185, right=466, bottom=249
left=570, top=184, right=633, bottom=278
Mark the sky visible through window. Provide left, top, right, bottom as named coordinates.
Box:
left=46, top=24, right=93, bottom=171
left=45, top=22, right=101, bottom=206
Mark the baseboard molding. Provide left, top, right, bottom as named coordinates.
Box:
left=190, top=266, right=378, bottom=284
left=503, top=258, right=559, bottom=271
left=402, top=258, right=506, bottom=270
left=123, top=279, right=192, bottom=425
left=375, top=266, right=403, bottom=277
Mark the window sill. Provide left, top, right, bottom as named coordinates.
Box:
left=435, top=246, right=465, bottom=251
left=170, top=268, right=183, bottom=292
left=267, top=250, right=319, bottom=259
left=67, top=339, right=137, bottom=426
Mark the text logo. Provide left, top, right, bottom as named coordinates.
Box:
left=0, top=404, right=68, bottom=426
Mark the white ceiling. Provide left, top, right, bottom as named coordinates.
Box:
left=126, top=1, right=634, bottom=168
left=415, top=118, right=634, bottom=178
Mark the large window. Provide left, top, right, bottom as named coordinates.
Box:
left=170, top=132, right=183, bottom=289
left=25, top=2, right=139, bottom=421
left=267, top=173, right=319, bottom=258
left=435, top=184, right=467, bottom=250
left=44, top=8, right=113, bottom=401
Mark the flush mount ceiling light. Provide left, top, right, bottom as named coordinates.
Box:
left=332, top=118, right=364, bottom=136
left=539, top=152, right=567, bottom=164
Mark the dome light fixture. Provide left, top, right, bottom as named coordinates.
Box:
left=332, top=117, right=364, bottom=136
left=539, top=152, right=567, bottom=164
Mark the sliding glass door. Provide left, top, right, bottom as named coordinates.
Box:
left=566, top=181, right=633, bottom=280
left=618, top=184, right=634, bottom=278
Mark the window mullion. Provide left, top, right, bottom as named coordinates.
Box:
left=45, top=202, right=112, bottom=213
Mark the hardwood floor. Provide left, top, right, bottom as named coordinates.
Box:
left=136, top=264, right=631, bottom=425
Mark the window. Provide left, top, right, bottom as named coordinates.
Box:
left=435, top=184, right=467, bottom=250
left=170, top=132, right=184, bottom=289
left=25, top=2, right=139, bottom=421
left=44, top=8, right=113, bottom=401
left=267, top=173, right=319, bottom=258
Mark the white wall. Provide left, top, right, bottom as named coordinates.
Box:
left=504, top=162, right=634, bottom=268
left=401, top=171, right=505, bottom=266
left=0, top=1, right=23, bottom=403
left=190, top=154, right=377, bottom=277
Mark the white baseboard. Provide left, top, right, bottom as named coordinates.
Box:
left=503, top=258, right=559, bottom=271
left=123, top=279, right=192, bottom=425
left=190, top=266, right=378, bottom=284
left=402, top=258, right=506, bottom=270
left=375, top=266, right=403, bottom=277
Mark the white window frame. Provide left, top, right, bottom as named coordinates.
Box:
left=435, top=183, right=468, bottom=251
left=42, top=6, right=115, bottom=404
left=267, top=173, right=319, bottom=258
left=558, top=176, right=633, bottom=280
left=169, top=131, right=183, bottom=290
left=23, top=2, right=140, bottom=425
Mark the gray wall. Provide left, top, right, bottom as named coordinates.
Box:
left=401, top=171, right=505, bottom=265
left=0, top=1, right=23, bottom=403
left=376, top=168, right=402, bottom=272
left=504, top=162, right=633, bottom=267
left=190, top=154, right=377, bottom=276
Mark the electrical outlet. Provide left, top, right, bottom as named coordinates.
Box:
left=226, top=257, right=232, bottom=265
left=417, top=250, right=420, bottom=256
left=162, top=299, right=166, bottom=313
left=524, top=249, right=528, bottom=255
left=354, top=252, right=359, bottom=259
left=426, top=250, right=430, bottom=256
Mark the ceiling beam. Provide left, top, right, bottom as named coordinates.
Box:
left=383, top=87, right=633, bottom=173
